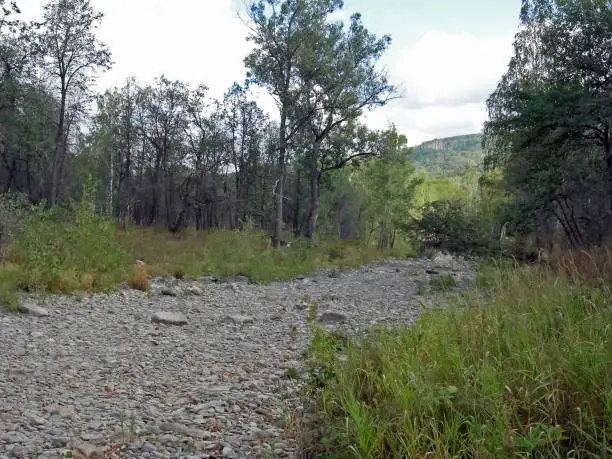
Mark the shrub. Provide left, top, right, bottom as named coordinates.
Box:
left=409, top=199, right=497, bottom=256
left=0, top=192, right=35, bottom=260
left=16, top=195, right=130, bottom=293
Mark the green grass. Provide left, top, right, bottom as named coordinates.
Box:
left=302, top=259, right=612, bottom=458
left=118, top=226, right=414, bottom=284
left=0, top=203, right=415, bottom=308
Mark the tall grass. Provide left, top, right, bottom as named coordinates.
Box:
left=0, top=200, right=414, bottom=309
left=118, top=225, right=413, bottom=284
left=15, top=201, right=131, bottom=294
left=302, top=250, right=612, bottom=458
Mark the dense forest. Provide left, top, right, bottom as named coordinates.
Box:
left=411, top=133, right=484, bottom=177
left=0, top=0, right=610, bottom=255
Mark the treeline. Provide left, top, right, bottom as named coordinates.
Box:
left=1, top=0, right=415, bottom=247
left=484, top=0, right=612, bottom=251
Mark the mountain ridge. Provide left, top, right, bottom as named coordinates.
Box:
left=410, top=133, right=484, bottom=177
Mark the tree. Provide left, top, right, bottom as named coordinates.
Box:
left=358, top=126, right=421, bottom=250
left=0, top=1, right=55, bottom=199
left=483, top=0, right=612, bottom=248
left=298, top=11, right=395, bottom=239
left=244, top=0, right=342, bottom=247
left=37, top=0, right=112, bottom=206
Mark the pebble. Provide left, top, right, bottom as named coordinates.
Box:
left=0, top=257, right=472, bottom=457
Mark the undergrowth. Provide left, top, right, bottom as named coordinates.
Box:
left=302, top=250, right=612, bottom=458
left=0, top=200, right=413, bottom=308
left=118, top=224, right=413, bottom=284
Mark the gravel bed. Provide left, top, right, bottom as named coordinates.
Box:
left=0, top=254, right=473, bottom=458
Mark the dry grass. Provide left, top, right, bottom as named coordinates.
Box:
left=128, top=264, right=150, bottom=292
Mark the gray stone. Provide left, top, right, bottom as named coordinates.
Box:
left=18, top=302, right=49, bottom=317
left=51, top=436, right=69, bottom=448
left=151, top=311, right=188, bottom=325
left=185, top=285, right=204, bottom=296
left=222, top=446, right=238, bottom=458
left=160, top=287, right=179, bottom=297
left=221, top=315, right=255, bottom=325
left=318, top=311, right=348, bottom=324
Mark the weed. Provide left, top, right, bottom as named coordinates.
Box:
left=300, top=256, right=612, bottom=457
left=285, top=367, right=298, bottom=380
left=128, top=265, right=149, bottom=292
left=428, top=273, right=456, bottom=292
left=415, top=279, right=426, bottom=295
left=307, top=301, right=319, bottom=322
left=289, top=324, right=298, bottom=341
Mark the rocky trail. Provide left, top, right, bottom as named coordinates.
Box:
left=0, top=255, right=473, bottom=459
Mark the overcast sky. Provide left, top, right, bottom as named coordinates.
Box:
left=18, top=0, right=520, bottom=145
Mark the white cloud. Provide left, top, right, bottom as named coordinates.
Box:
left=18, top=0, right=252, bottom=98
left=367, top=30, right=514, bottom=145
left=15, top=3, right=515, bottom=144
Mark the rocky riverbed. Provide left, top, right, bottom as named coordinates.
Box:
left=0, top=255, right=473, bottom=459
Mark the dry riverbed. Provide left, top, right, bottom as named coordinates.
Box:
left=0, top=255, right=473, bottom=459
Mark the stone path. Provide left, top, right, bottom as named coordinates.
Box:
left=0, top=255, right=473, bottom=458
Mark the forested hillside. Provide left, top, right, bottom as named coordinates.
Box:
left=411, top=133, right=483, bottom=176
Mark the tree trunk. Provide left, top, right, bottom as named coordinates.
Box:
left=50, top=87, right=67, bottom=207
left=272, top=111, right=288, bottom=248
left=306, top=139, right=321, bottom=239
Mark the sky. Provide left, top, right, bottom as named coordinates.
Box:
left=17, top=0, right=521, bottom=146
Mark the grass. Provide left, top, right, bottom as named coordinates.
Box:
left=0, top=203, right=414, bottom=309
left=118, top=226, right=413, bottom=284
left=301, top=249, right=612, bottom=458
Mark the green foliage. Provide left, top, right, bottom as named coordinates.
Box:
left=302, top=265, right=612, bottom=458
left=484, top=0, right=612, bottom=248
left=15, top=181, right=131, bottom=293
left=120, top=225, right=408, bottom=286
left=0, top=265, right=20, bottom=310
left=412, top=134, right=484, bottom=177
left=428, top=273, right=456, bottom=292
left=409, top=199, right=497, bottom=256
left=357, top=126, right=422, bottom=250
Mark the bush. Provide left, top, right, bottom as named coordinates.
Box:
left=16, top=197, right=130, bottom=293
left=409, top=199, right=497, bottom=256
left=0, top=192, right=35, bottom=260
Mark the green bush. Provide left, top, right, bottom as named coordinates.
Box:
left=16, top=194, right=130, bottom=293
left=409, top=199, right=497, bottom=256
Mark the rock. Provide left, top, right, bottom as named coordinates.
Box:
left=185, top=285, right=204, bottom=296
left=135, top=260, right=146, bottom=266
left=426, top=269, right=440, bottom=275
left=56, top=405, right=76, bottom=419
left=221, top=315, right=255, bottom=325
left=318, top=311, right=347, bottom=324
left=160, top=287, right=179, bottom=297
left=51, top=436, right=69, bottom=448
left=222, top=446, right=238, bottom=458
left=18, top=302, right=49, bottom=317
left=151, top=311, right=188, bottom=325
left=72, top=441, right=107, bottom=458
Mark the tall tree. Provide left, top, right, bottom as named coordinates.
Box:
left=244, top=0, right=342, bottom=247
left=297, top=12, right=395, bottom=238
left=484, top=0, right=612, bottom=247
left=37, top=0, right=111, bottom=206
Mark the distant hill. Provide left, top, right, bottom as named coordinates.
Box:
left=411, top=133, right=484, bottom=177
